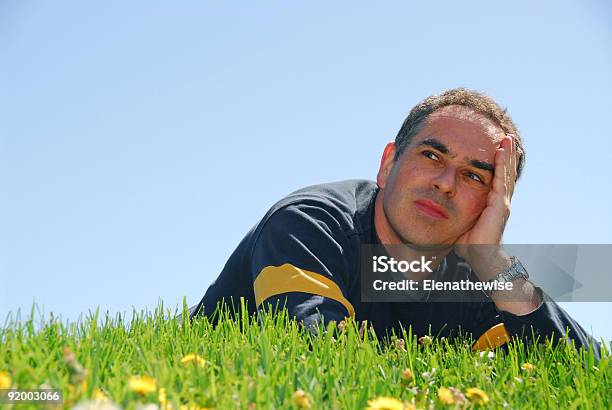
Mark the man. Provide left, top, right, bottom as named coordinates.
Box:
left=190, top=88, right=600, bottom=358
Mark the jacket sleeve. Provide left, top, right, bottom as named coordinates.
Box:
left=469, top=288, right=601, bottom=361
left=250, top=202, right=355, bottom=329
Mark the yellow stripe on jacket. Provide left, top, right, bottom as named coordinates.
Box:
left=253, top=263, right=355, bottom=318
left=472, top=323, right=511, bottom=351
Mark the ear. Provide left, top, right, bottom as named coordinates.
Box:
left=377, top=142, right=397, bottom=189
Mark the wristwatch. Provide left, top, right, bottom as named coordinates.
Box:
left=482, top=256, right=529, bottom=298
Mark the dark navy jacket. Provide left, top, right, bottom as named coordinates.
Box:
left=190, top=180, right=601, bottom=358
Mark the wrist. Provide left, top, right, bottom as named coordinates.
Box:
left=493, top=281, right=544, bottom=315
left=464, top=247, right=512, bottom=282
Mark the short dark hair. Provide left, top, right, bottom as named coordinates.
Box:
left=394, top=88, right=525, bottom=179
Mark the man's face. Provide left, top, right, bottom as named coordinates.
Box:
left=378, top=105, right=506, bottom=248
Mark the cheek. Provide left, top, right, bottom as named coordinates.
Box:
left=392, top=165, right=430, bottom=194
left=459, top=189, right=489, bottom=222
left=385, top=164, right=414, bottom=197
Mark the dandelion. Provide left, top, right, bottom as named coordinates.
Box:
left=438, top=387, right=455, bottom=405
left=418, top=335, right=432, bottom=346
left=521, top=363, right=535, bottom=372
left=293, top=389, right=311, bottom=409
left=401, top=368, right=413, bottom=383
left=180, top=353, right=206, bottom=368
left=158, top=387, right=174, bottom=410
left=158, top=388, right=169, bottom=409
left=466, top=388, right=490, bottom=405
left=0, top=371, right=11, bottom=389
left=128, top=375, right=157, bottom=395
left=92, top=388, right=109, bottom=402
left=158, top=387, right=167, bottom=404
left=366, top=396, right=406, bottom=410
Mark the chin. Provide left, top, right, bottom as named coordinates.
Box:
left=397, top=232, right=455, bottom=250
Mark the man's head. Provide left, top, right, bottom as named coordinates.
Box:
left=375, top=88, right=525, bottom=249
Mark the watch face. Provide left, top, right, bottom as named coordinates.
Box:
left=506, top=269, right=518, bottom=281
left=497, top=259, right=528, bottom=284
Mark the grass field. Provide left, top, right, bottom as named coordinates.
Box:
left=1, top=303, right=610, bottom=410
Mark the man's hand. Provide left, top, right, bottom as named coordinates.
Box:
left=454, top=134, right=518, bottom=257
left=453, top=135, right=542, bottom=315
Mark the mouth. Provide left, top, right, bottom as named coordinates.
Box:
left=413, top=199, right=448, bottom=220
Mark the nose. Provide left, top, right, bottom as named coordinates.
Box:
left=432, top=166, right=456, bottom=197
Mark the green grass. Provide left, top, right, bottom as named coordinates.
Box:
left=1, top=302, right=610, bottom=410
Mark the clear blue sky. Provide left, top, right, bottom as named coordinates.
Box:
left=1, top=1, right=611, bottom=342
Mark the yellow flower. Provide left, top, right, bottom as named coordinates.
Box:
left=466, top=388, right=490, bottom=405
left=0, top=371, right=11, bottom=389
left=366, top=396, right=406, bottom=410
left=128, top=375, right=157, bottom=395
left=92, top=388, right=109, bottom=402
left=521, top=362, right=535, bottom=372
left=438, top=387, right=455, bottom=405
left=158, top=387, right=175, bottom=410
left=158, top=387, right=167, bottom=403
left=293, top=389, right=311, bottom=409
left=401, top=368, right=413, bottom=382
left=180, top=353, right=206, bottom=368
left=418, top=335, right=432, bottom=346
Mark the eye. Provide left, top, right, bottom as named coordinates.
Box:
left=422, top=150, right=439, bottom=161
left=466, top=172, right=484, bottom=184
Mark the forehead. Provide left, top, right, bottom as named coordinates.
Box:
left=410, top=105, right=505, bottom=156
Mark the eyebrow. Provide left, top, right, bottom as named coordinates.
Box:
left=417, top=137, right=494, bottom=174
left=469, top=159, right=494, bottom=174
left=418, top=138, right=450, bottom=154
